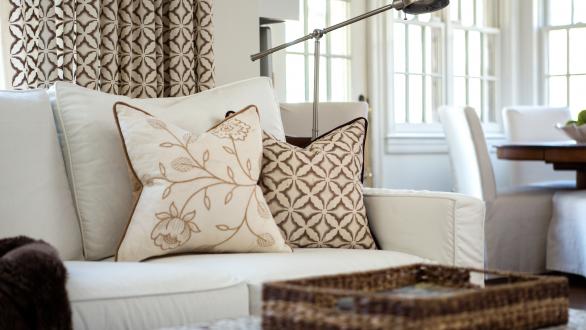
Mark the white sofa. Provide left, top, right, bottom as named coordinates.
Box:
left=0, top=79, right=485, bottom=330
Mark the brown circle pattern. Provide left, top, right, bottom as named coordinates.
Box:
left=8, top=0, right=214, bottom=98
left=260, top=118, right=376, bottom=249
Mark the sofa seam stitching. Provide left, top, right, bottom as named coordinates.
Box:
left=69, top=282, right=246, bottom=303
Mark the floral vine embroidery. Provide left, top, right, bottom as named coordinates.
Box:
left=146, top=116, right=275, bottom=250
left=152, top=202, right=199, bottom=250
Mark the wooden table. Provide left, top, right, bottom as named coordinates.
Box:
left=496, top=142, right=586, bottom=189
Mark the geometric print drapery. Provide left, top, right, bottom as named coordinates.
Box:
left=9, top=0, right=214, bottom=98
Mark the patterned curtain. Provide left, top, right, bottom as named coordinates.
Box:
left=8, top=0, right=215, bottom=98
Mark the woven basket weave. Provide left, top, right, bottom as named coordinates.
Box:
left=262, top=264, right=568, bottom=330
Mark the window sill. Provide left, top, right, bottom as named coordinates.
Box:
left=384, top=132, right=506, bottom=155
left=385, top=132, right=505, bottom=140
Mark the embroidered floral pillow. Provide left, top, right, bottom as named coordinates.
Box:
left=114, top=103, right=291, bottom=261
left=260, top=118, right=376, bottom=249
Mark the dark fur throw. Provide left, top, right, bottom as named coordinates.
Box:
left=0, top=236, right=71, bottom=330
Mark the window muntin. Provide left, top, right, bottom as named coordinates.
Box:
left=451, top=0, right=499, bottom=123
left=391, top=0, right=500, bottom=128
left=544, top=0, right=586, bottom=116
left=285, top=0, right=352, bottom=103
left=392, top=12, right=444, bottom=124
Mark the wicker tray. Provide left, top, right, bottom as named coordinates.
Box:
left=262, top=264, right=569, bottom=330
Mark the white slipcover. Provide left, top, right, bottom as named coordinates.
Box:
left=439, top=107, right=497, bottom=201
left=149, top=248, right=428, bottom=316
left=280, top=102, right=369, bottom=137
left=66, top=249, right=426, bottom=329
left=547, top=191, right=586, bottom=278
left=0, top=90, right=82, bottom=260
left=65, top=187, right=486, bottom=329
left=364, top=188, right=484, bottom=271
left=503, top=106, right=574, bottom=186
left=440, top=106, right=562, bottom=273
left=0, top=83, right=487, bottom=330
left=66, top=261, right=248, bottom=330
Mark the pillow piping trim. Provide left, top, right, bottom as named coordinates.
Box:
left=266, top=116, right=369, bottom=183
left=111, top=102, right=263, bottom=261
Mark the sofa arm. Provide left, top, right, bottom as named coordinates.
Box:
left=364, top=188, right=485, bottom=270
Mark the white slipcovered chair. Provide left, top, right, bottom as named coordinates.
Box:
left=502, top=106, right=574, bottom=187
left=547, top=191, right=586, bottom=278
left=439, top=106, right=562, bottom=273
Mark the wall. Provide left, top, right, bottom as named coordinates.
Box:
left=259, top=0, right=299, bottom=21
left=213, top=0, right=299, bottom=88
left=380, top=137, right=513, bottom=191
left=213, top=0, right=261, bottom=86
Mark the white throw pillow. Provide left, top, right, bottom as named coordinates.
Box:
left=49, top=78, right=286, bottom=260
left=0, top=90, right=82, bottom=260
left=114, top=103, right=291, bottom=261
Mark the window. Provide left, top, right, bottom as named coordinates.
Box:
left=391, top=0, right=500, bottom=129
left=392, top=11, right=444, bottom=124
left=543, top=0, right=586, bottom=116
left=285, top=0, right=352, bottom=102
left=450, top=0, right=499, bottom=123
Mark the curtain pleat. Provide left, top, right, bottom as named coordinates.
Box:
left=9, top=0, right=215, bottom=98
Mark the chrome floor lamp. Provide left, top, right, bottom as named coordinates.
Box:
left=251, top=0, right=449, bottom=140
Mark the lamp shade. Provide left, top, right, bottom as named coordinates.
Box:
left=403, top=0, right=449, bottom=14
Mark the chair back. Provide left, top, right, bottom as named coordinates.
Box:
left=439, top=106, right=497, bottom=202
left=503, top=106, right=571, bottom=142
left=280, top=102, right=369, bottom=137
left=503, top=106, right=573, bottom=185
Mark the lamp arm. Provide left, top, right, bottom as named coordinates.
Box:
left=249, top=0, right=431, bottom=140
left=250, top=0, right=405, bottom=62
left=251, top=33, right=314, bottom=62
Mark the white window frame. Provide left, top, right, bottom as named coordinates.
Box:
left=285, top=0, right=353, bottom=102
left=386, top=1, right=502, bottom=137
left=390, top=16, right=446, bottom=129
left=451, top=24, right=501, bottom=124
left=540, top=0, right=586, bottom=109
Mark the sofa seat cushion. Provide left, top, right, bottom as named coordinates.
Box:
left=149, top=248, right=428, bottom=315
left=65, top=249, right=426, bottom=329
left=65, top=261, right=248, bottom=330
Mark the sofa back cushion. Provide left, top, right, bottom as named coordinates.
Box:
left=49, top=78, right=286, bottom=260
left=0, top=90, right=82, bottom=260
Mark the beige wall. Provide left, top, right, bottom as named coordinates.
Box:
left=213, top=0, right=261, bottom=86
left=259, top=0, right=299, bottom=21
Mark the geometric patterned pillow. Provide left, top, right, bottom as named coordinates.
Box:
left=259, top=118, right=376, bottom=249
left=114, top=103, right=291, bottom=261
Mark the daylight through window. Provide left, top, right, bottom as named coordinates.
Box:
left=544, top=0, right=586, bottom=117
left=285, top=0, right=352, bottom=103
left=391, top=0, right=500, bottom=126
